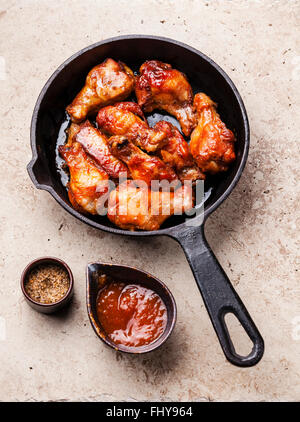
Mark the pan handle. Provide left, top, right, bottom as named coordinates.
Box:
left=170, top=224, right=264, bottom=367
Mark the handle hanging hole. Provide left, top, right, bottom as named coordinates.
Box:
left=224, top=312, right=254, bottom=357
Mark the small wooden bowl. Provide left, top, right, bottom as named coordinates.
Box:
left=86, top=262, right=177, bottom=353
left=21, top=257, right=74, bottom=314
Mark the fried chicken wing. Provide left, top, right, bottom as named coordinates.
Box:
left=190, top=93, right=236, bottom=174
left=59, top=142, right=109, bottom=214
left=135, top=60, right=196, bottom=136
left=75, top=120, right=128, bottom=179
left=107, top=180, right=193, bottom=231
left=96, top=102, right=170, bottom=152
left=154, top=121, right=205, bottom=182
left=108, top=136, right=178, bottom=186
left=66, top=59, right=135, bottom=123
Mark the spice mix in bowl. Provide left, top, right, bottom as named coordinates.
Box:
left=21, top=257, right=74, bottom=313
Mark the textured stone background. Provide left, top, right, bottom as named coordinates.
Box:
left=0, top=0, right=299, bottom=401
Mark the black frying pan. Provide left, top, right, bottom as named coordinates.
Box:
left=27, top=35, right=264, bottom=367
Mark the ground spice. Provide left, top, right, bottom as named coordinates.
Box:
left=25, top=264, right=70, bottom=304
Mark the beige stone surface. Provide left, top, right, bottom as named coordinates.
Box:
left=0, top=0, right=299, bottom=402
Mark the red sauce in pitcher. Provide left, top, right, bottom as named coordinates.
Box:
left=96, top=281, right=167, bottom=347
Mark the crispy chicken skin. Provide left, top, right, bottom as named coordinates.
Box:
left=66, top=123, right=81, bottom=147
left=135, top=60, right=196, bottom=136
left=190, top=93, right=236, bottom=174
left=106, top=101, right=147, bottom=120
left=59, top=142, right=109, bottom=215
left=108, top=136, right=178, bottom=186
left=66, top=59, right=135, bottom=123
left=107, top=180, right=193, bottom=231
left=75, top=120, right=128, bottom=179
left=154, top=121, right=205, bottom=182
left=96, top=102, right=170, bottom=152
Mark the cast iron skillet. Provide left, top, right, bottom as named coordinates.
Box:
left=27, top=35, right=264, bottom=367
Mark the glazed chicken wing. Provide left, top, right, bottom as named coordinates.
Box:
left=108, top=136, right=178, bottom=186
left=96, top=102, right=170, bottom=152
left=154, top=121, right=205, bottom=182
left=107, top=180, right=193, bottom=231
left=75, top=120, right=128, bottom=179
left=59, top=142, right=109, bottom=215
left=66, top=59, right=135, bottom=123
left=190, top=93, right=236, bottom=174
left=135, top=60, right=196, bottom=136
